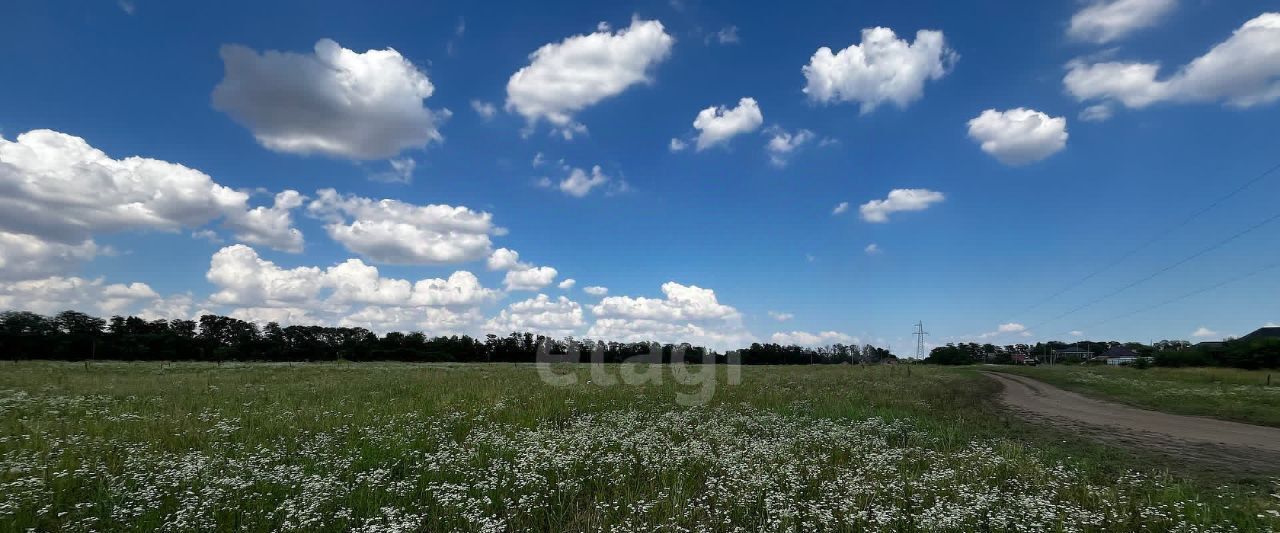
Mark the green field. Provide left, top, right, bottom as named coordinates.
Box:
left=995, top=365, right=1280, bottom=428
left=2, top=362, right=1278, bottom=531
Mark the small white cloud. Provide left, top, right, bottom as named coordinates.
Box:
left=506, top=19, right=674, bottom=137
left=470, top=100, right=498, bottom=120
left=531, top=152, right=547, bottom=167
left=669, top=137, right=687, bottom=152
left=223, top=190, right=307, bottom=253
left=764, top=127, right=815, bottom=167
left=583, top=285, right=609, bottom=296
left=831, top=201, right=849, bottom=215
left=976, top=322, right=1029, bottom=339
left=559, top=165, right=611, bottom=197
left=859, top=189, right=945, bottom=223
left=714, top=26, right=740, bottom=45
left=693, top=97, right=764, bottom=150
left=1192, top=326, right=1218, bottom=338
left=967, top=108, right=1068, bottom=165
left=771, top=330, right=856, bottom=346
left=768, top=311, right=794, bottom=322
left=558, top=278, right=576, bottom=289
left=191, top=229, right=223, bottom=244
left=487, top=248, right=528, bottom=271
left=803, top=26, right=957, bottom=113
left=504, top=266, right=558, bottom=291
left=1068, top=0, right=1176, bottom=44
left=1070, top=330, right=1085, bottom=337
left=864, top=243, right=881, bottom=255
left=1079, top=104, right=1114, bottom=122
left=369, top=157, right=416, bottom=183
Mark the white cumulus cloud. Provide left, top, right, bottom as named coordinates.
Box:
left=1192, top=326, right=1218, bottom=338
left=832, top=201, right=850, bottom=215
left=859, top=189, right=945, bottom=223
left=583, top=286, right=609, bottom=296
left=504, top=266, right=558, bottom=292
left=1064, top=13, right=1280, bottom=109
left=693, top=97, right=763, bottom=150
left=966, top=108, right=1068, bottom=165
left=1068, top=0, right=1177, bottom=44
left=0, top=276, right=164, bottom=317
left=0, top=129, right=304, bottom=279
left=764, top=127, right=815, bottom=167
left=213, top=38, right=447, bottom=159
left=506, top=19, right=674, bottom=137
left=767, top=311, right=794, bottom=322
left=559, top=165, right=611, bottom=197
left=485, top=294, right=585, bottom=337
left=771, top=330, right=856, bottom=346
left=803, top=26, right=957, bottom=113
left=588, top=282, right=753, bottom=349
left=306, top=189, right=496, bottom=264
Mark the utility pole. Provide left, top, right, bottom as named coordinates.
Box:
left=913, top=321, right=928, bottom=360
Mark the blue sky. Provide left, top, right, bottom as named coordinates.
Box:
left=1, top=0, right=1278, bottom=353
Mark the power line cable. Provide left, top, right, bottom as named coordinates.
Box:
left=1062, top=260, right=1280, bottom=338
left=1027, top=208, right=1280, bottom=332
left=1010, top=160, right=1280, bottom=320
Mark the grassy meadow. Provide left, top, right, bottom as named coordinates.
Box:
left=2, top=361, right=1278, bottom=532
left=995, top=365, right=1280, bottom=428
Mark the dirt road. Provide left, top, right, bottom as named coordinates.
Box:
left=984, top=371, right=1280, bottom=474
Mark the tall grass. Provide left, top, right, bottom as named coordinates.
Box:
left=1, top=362, right=1276, bottom=531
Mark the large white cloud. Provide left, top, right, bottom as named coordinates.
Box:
left=803, top=26, right=957, bottom=113
left=0, top=276, right=163, bottom=317
left=966, top=108, right=1068, bottom=165
left=340, top=305, right=483, bottom=335
left=203, top=244, right=500, bottom=334
left=0, top=129, right=304, bottom=280
left=0, top=231, right=99, bottom=281
left=587, top=282, right=753, bottom=349
left=213, top=38, right=447, bottom=159
left=1065, top=13, right=1280, bottom=109
left=207, top=244, right=500, bottom=310
left=505, top=19, right=674, bottom=137
left=692, top=97, right=763, bottom=150
left=0, top=129, right=247, bottom=244
left=484, top=294, right=585, bottom=336
left=859, top=189, right=945, bottom=223
left=770, top=330, right=856, bottom=346
left=1068, top=0, right=1177, bottom=44
left=206, top=245, right=326, bottom=306
left=307, top=189, right=496, bottom=264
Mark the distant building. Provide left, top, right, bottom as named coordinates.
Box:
left=1097, top=346, right=1142, bottom=365
left=1051, top=345, right=1092, bottom=360
left=1240, top=327, right=1280, bottom=342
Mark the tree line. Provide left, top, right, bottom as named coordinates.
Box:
left=0, top=310, right=896, bottom=365
left=924, top=339, right=1280, bottom=369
